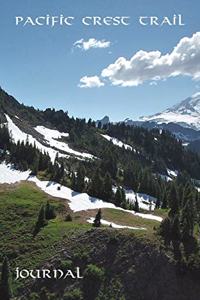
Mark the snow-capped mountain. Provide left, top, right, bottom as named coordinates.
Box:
left=140, top=92, right=200, bottom=131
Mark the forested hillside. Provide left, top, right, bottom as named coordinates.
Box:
left=1, top=87, right=200, bottom=300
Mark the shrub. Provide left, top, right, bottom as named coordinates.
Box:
left=83, top=264, right=105, bottom=300
left=65, top=214, right=73, bottom=222
left=63, top=288, right=83, bottom=300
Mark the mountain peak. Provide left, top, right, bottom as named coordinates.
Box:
left=96, top=115, right=110, bottom=126
left=140, top=93, right=200, bottom=131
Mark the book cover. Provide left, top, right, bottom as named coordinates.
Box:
left=0, top=1, right=200, bottom=299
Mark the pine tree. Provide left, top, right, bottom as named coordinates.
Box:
left=161, top=189, right=167, bottom=209
left=0, top=256, right=12, bottom=300
left=76, top=165, right=86, bottom=192
left=114, top=187, right=122, bottom=207
left=180, top=194, right=197, bottom=257
left=31, top=156, right=39, bottom=175
left=168, top=183, right=179, bottom=218
left=171, top=215, right=182, bottom=261
left=45, top=201, right=56, bottom=220
left=93, top=209, right=102, bottom=227
left=33, top=205, right=47, bottom=236
left=71, top=171, right=77, bottom=190
left=181, top=195, right=195, bottom=239
left=134, top=195, right=139, bottom=212
left=88, top=169, right=103, bottom=199
left=159, top=217, right=171, bottom=246
left=181, top=182, right=193, bottom=208
left=102, top=172, right=113, bottom=201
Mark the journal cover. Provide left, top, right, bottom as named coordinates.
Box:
left=0, top=1, right=200, bottom=299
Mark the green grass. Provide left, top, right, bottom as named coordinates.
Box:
left=152, top=208, right=168, bottom=218
left=0, top=182, right=163, bottom=295
left=101, top=208, right=159, bottom=236
left=0, top=182, right=90, bottom=293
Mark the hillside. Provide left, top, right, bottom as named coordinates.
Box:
left=1, top=87, right=200, bottom=299
left=1, top=182, right=200, bottom=300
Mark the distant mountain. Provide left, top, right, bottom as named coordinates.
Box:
left=96, top=115, right=110, bottom=127
left=140, top=92, right=200, bottom=131
left=122, top=93, right=200, bottom=144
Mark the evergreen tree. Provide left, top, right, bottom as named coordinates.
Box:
left=171, top=215, right=182, bottom=261
left=76, top=165, right=86, bottom=192
left=161, top=189, right=167, bottom=209
left=45, top=201, right=56, bottom=220
left=71, top=171, right=76, bottom=190
left=180, top=193, right=197, bottom=257
left=168, top=183, right=179, bottom=218
left=31, top=156, right=39, bottom=175
left=114, top=187, right=122, bottom=207
left=181, top=195, right=195, bottom=239
left=33, top=205, right=47, bottom=236
left=93, top=209, right=102, bottom=227
left=159, top=217, right=171, bottom=246
left=134, top=195, right=139, bottom=212
left=102, top=172, right=113, bottom=201
left=88, top=169, right=103, bottom=199
left=0, top=256, right=12, bottom=300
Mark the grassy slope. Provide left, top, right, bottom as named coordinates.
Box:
left=0, top=181, right=161, bottom=295
left=0, top=182, right=89, bottom=293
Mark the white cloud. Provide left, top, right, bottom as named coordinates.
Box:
left=99, top=32, right=200, bottom=87
left=78, top=76, right=104, bottom=88
left=73, top=38, right=111, bottom=51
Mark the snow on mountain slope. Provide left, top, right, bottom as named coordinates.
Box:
left=35, top=126, right=95, bottom=160
left=5, top=115, right=95, bottom=162
left=101, top=134, right=134, bottom=151
left=35, top=126, right=69, bottom=140
left=124, top=189, right=156, bottom=211
left=140, top=93, right=200, bottom=131
left=0, top=162, right=30, bottom=183
left=87, top=217, right=146, bottom=230
left=0, top=162, right=162, bottom=222
left=6, top=114, right=63, bottom=162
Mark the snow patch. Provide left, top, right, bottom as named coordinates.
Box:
left=113, top=187, right=156, bottom=211
left=167, top=169, right=178, bottom=178
left=87, top=217, right=146, bottom=230
left=0, top=162, right=30, bottom=184
left=5, top=115, right=95, bottom=162
left=101, top=134, right=134, bottom=151
left=5, top=114, right=64, bottom=162
left=35, top=126, right=95, bottom=160
left=0, top=162, right=163, bottom=222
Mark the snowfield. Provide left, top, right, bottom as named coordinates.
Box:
left=35, top=126, right=95, bottom=160
left=0, top=162, right=30, bottom=184
left=101, top=134, right=134, bottom=151
left=5, top=115, right=95, bottom=162
left=140, top=93, right=200, bottom=131
left=5, top=114, right=65, bottom=162
left=124, top=188, right=156, bottom=211
left=87, top=217, right=146, bottom=230
left=0, top=162, right=162, bottom=222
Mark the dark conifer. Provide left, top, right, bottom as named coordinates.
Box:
left=93, top=209, right=102, bottom=227
left=0, top=256, right=12, bottom=300
left=102, top=172, right=113, bottom=201
left=134, top=195, right=139, bottom=212
left=33, top=205, right=47, bottom=236
left=45, top=201, right=56, bottom=220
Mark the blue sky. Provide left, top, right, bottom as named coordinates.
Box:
left=0, top=0, right=200, bottom=121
